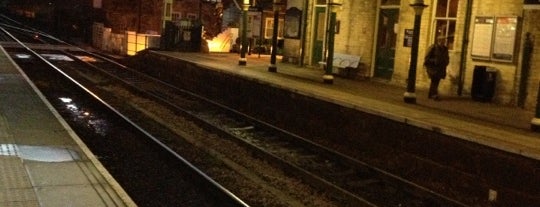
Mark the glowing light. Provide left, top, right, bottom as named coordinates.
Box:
left=207, top=28, right=236, bottom=52
left=15, top=54, right=32, bottom=59
left=59, top=97, right=72, bottom=103
left=75, top=55, right=99, bottom=62
left=66, top=104, right=77, bottom=111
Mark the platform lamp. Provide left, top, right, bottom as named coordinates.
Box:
left=239, top=0, right=250, bottom=66
left=268, top=0, right=282, bottom=72
left=323, top=0, right=342, bottom=84
left=532, top=82, right=540, bottom=132
left=403, top=0, right=427, bottom=103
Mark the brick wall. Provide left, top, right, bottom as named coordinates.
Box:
left=522, top=10, right=540, bottom=110
left=333, top=0, right=377, bottom=78
left=299, top=0, right=539, bottom=109
left=103, top=0, right=164, bottom=33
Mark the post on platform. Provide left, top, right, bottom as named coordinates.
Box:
left=323, top=0, right=342, bottom=84
left=268, top=0, right=282, bottom=72
left=239, top=0, right=250, bottom=66
left=532, top=82, right=540, bottom=132
left=404, top=0, right=427, bottom=104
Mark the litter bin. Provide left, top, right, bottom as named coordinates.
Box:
left=471, top=65, right=497, bottom=102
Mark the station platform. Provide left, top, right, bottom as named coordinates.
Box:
left=152, top=51, right=540, bottom=161
left=0, top=46, right=135, bottom=206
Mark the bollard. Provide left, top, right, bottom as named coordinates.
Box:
left=531, top=81, right=540, bottom=132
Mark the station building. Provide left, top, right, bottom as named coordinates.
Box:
left=12, top=0, right=538, bottom=111
left=283, top=0, right=540, bottom=111
left=92, top=0, right=540, bottom=111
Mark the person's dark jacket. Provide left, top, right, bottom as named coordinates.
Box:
left=423, top=43, right=449, bottom=79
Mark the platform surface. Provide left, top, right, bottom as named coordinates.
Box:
left=0, top=46, right=135, bottom=207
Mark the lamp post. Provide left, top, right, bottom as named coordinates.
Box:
left=268, top=0, right=281, bottom=72
left=532, top=82, right=540, bottom=132
left=323, top=0, right=341, bottom=84
left=403, top=0, right=427, bottom=103
left=239, top=0, right=249, bottom=66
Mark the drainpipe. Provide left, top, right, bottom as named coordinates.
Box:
left=299, top=0, right=308, bottom=66
left=457, top=0, right=473, bottom=95
left=519, top=33, right=534, bottom=108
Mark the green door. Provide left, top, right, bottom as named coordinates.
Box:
left=311, top=7, right=326, bottom=65
left=374, top=9, right=399, bottom=79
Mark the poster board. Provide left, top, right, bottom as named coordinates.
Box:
left=471, top=16, right=494, bottom=60
left=403, top=29, right=413, bottom=47
left=284, top=7, right=302, bottom=39
left=492, top=16, right=518, bottom=62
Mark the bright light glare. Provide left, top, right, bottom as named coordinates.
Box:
left=75, top=56, right=99, bottom=62
left=59, top=97, right=72, bottom=103
left=207, top=28, right=236, bottom=52
left=15, top=54, right=31, bottom=59
left=66, top=104, right=77, bottom=110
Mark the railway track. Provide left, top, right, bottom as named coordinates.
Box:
left=0, top=16, right=474, bottom=206
left=18, top=41, right=469, bottom=206
left=3, top=10, right=540, bottom=207
left=0, top=20, right=249, bottom=207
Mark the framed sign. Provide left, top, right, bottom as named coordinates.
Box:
left=284, top=7, right=302, bottom=39
left=403, top=29, right=413, bottom=47
left=471, top=16, right=494, bottom=60
left=492, top=16, right=518, bottom=62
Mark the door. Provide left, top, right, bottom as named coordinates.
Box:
left=311, top=7, right=326, bottom=66
left=374, top=8, right=399, bottom=79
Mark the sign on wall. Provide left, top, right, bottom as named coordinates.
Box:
left=471, top=16, right=518, bottom=63
left=284, top=7, right=302, bottom=39
left=403, top=29, right=413, bottom=47
left=471, top=16, right=494, bottom=60
left=492, top=16, right=518, bottom=62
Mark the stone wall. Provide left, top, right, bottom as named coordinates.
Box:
left=298, top=0, right=540, bottom=109
left=123, top=50, right=540, bottom=206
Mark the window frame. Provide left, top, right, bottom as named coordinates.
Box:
left=264, top=18, right=284, bottom=39
left=432, top=0, right=459, bottom=50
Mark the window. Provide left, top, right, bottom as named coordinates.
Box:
left=434, top=0, right=458, bottom=49
left=165, top=3, right=171, bottom=17
left=264, top=18, right=284, bottom=39
left=172, top=12, right=181, bottom=22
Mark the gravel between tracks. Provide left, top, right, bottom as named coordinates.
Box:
left=97, top=84, right=341, bottom=207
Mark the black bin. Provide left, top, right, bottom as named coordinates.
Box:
left=471, top=65, right=497, bottom=102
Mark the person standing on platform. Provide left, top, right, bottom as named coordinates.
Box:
left=423, top=37, right=449, bottom=101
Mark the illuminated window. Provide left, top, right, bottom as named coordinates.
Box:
left=165, top=3, right=171, bottom=17
left=434, top=0, right=458, bottom=49
left=264, top=18, right=284, bottom=39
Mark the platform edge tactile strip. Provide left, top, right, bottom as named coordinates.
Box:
left=0, top=157, right=38, bottom=206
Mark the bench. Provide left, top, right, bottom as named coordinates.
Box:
left=333, top=53, right=361, bottom=69
left=329, top=53, right=361, bottom=79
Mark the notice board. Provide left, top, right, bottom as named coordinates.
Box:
left=492, top=16, right=518, bottom=62
left=471, top=16, right=494, bottom=60
left=471, top=16, right=518, bottom=63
